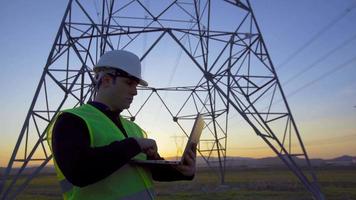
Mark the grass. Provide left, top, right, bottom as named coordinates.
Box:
left=7, top=167, right=356, bottom=200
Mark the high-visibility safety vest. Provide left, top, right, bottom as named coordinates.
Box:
left=47, top=104, right=155, bottom=200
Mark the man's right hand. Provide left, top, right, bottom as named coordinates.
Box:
left=134, top=138, right=158, bottom=157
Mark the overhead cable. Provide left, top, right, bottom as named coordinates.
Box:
left=283, top=33, right=356, bottom=86
left=277, top=2, right=356, bottom=70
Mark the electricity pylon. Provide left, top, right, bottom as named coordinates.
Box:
left=171, top=135, right=186, bottom=160
left=0, top=0, right=324, bottom=199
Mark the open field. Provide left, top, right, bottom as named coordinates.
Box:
left=8, top=167, right=356, bottom=200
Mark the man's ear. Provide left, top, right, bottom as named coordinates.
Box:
left=100, top=74, right=113, bottom=88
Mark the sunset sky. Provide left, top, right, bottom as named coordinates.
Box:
left=1, top=0, right=356, bottom=167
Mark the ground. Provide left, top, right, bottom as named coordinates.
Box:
left=9, top=167, right=356, bottom=200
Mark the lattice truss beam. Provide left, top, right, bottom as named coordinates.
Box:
left=0, top=1, right=324, bottom=199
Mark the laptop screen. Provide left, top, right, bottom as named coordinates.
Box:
left=181, top=114, right=204, bottom=159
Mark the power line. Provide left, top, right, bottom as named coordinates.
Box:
left=277, top=2, right=356, bottom=70
left=228, top=2, right=356, bottom=120
left=283, top=33, right=356, bottom=86
left=230, top=134, right=356, bottom=150
left=286, top=54, right=356, bottom=99
left=228, top=53, right=356, bottom=121
left=261, top=54, right=356, bottom=107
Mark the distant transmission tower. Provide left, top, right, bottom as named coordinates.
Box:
left=0, top=0, right=324, bottom=199
left=171, top=135, right=186, bottom=160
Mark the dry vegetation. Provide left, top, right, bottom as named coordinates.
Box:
left=10, top=167, right=356, bottom=200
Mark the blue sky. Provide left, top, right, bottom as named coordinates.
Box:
left=0, top=0, right=356, bottom=166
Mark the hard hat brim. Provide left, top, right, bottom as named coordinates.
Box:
left=139, top=79, right=148, bottom=87
left=94, top=66, right=148, bottom=86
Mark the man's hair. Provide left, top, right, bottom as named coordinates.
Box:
left=94, top=68, right=112, bottom=90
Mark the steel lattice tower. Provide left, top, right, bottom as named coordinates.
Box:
left=0, top=0, right=324, bottom=199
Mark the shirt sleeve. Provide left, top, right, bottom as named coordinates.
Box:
left=52, top=112, right=142, bottom=187
left=151, top=165, right=194, bottom=181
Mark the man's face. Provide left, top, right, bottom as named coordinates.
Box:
left=107, top=76, right=138, bottom=111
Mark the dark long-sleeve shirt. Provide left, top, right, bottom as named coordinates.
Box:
left=52, top=101, right=193, bottom=187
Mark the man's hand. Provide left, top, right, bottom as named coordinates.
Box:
left=134, top=138, right=158, bottom=157
left=175, top=143, right=197, bottom=177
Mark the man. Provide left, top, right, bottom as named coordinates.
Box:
left=47, top=50, right=197, bottom=200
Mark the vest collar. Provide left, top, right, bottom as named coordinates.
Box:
left=88, top=101, right=122, bottom=118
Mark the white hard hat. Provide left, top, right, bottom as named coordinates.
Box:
left=94, top=50, right=148, bottom=86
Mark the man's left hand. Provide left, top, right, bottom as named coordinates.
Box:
left=174, top=143, right=197, bottom=177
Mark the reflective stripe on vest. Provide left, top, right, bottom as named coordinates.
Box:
left=47, top=104, right=154, bottom=200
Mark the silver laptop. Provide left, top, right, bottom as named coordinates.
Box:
left=131, top=114, right=204, bottom=166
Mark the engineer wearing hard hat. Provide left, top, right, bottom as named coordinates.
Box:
left=47, top=50, right=197, bottom=200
